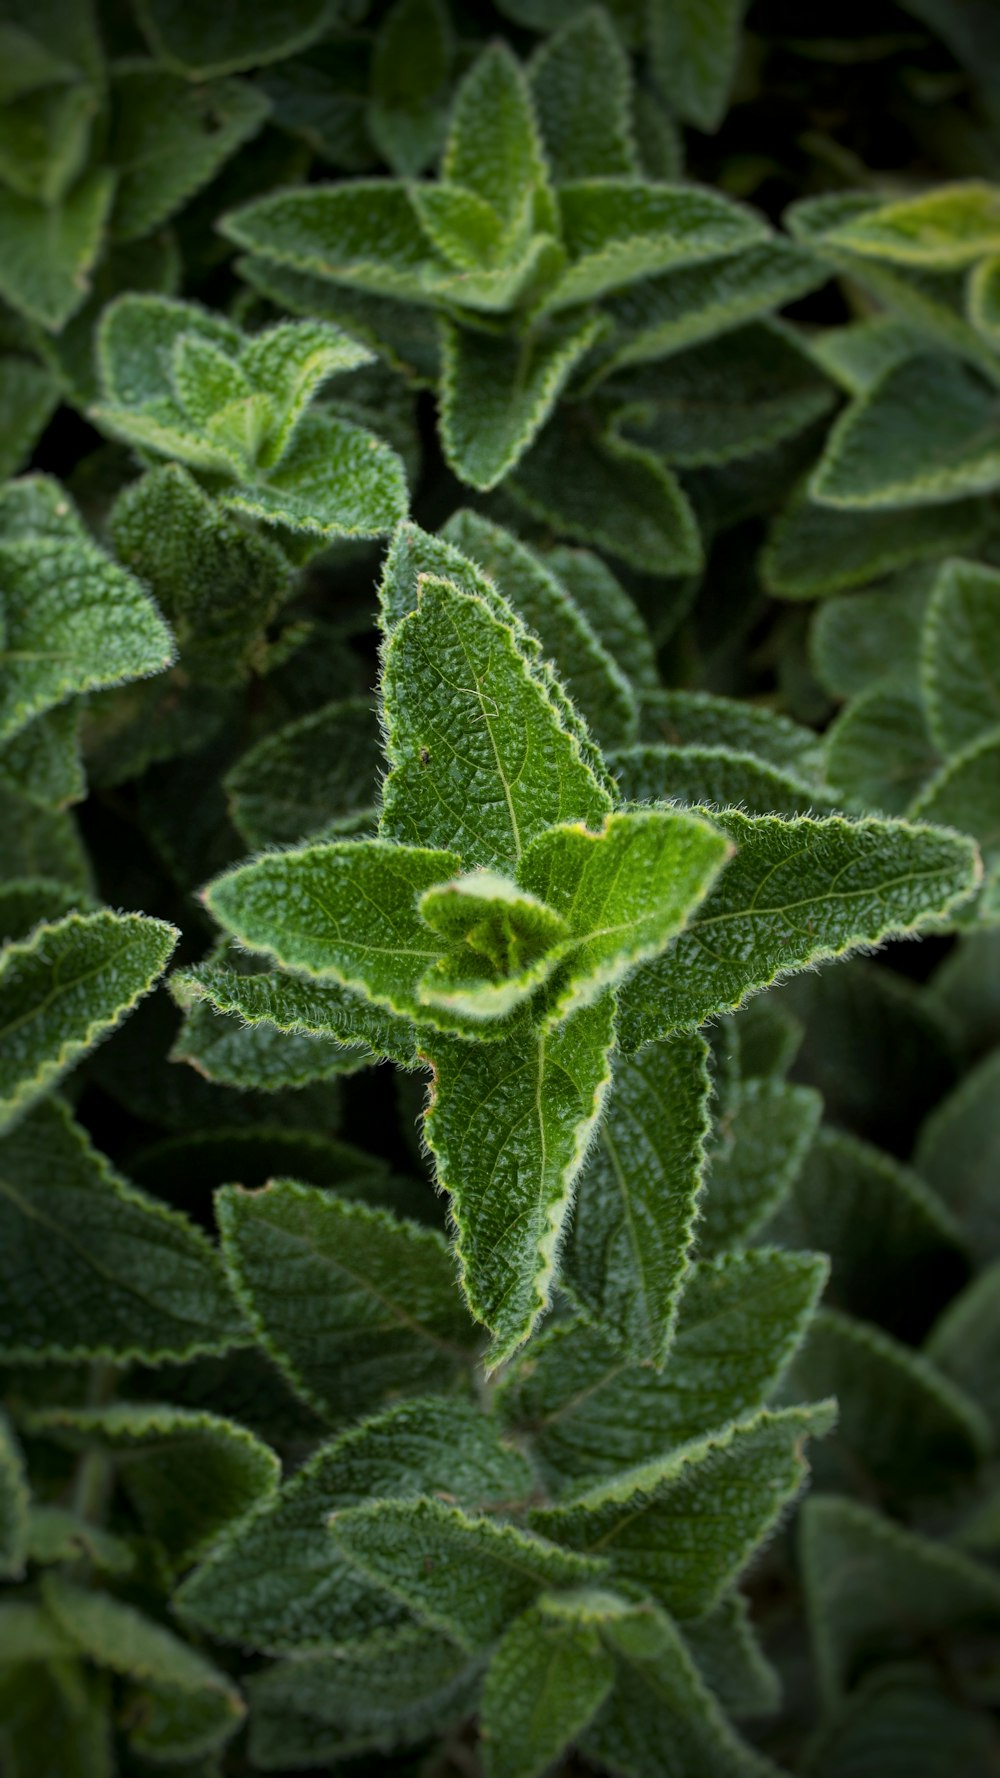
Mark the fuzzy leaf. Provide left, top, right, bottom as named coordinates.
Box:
left=529, top=8, right=637, bottom=181
left=764, top=483, right=987, bottom=598
left=173, top=994, right=369, bottom=1092
left=176, top=1398, right=536, bottom=1653
left=0, top=909, right=177, bottom=1129
left=0, top=1096, right=247, bottom=1363
left=611, top=743, right=831, bottom=818
left=499, top=1248, right=827, bottom=1491
left=926, top=1260, right=1000, bottom=1439
left=915, top=1050, right=1000, bottom=1259
left=0, top=354, right=58, bottom=480
left=480, top=1595, right=616, bottom=1778
left=545, top=545, right=658, bottom=695
left=221, top=410, right=410, bottom=541
left=823, top=181, right=1000, bottom=268
left=225, top=699, right=381, bottom=847
left=171, top=958, right=419, bottom=1069
left=368, top=0, right=453, bottom=177
left=811, top=578, right=933, bottom=699
left=921, top=557, right=1000, bottom=757
left=0, top=169, right=115, bottom=329
left=133, top=0, right=332, bottom=76
left=223, top=180, right=447, bottom=301
left=700, top=1077, right=823, bottom=1254
left=0, top=704, right=85, bottom=812
left=329, top=1496, right=605, bottom=1652
left=108, top=65, right=269, bottom=241
left=561, top=1034, right=711, bottom=1362
left=216, top=1179, right=479, bottom=1422
left=640, top=689, right=824, bottom=779
left=531, top=1403, right=832, bottom=1619
left=648, top=0, right=747, bottom=133
left=681, top=1591, right=780, bottom=1721
left=909, top=731, right=1000, bottom=878
left=443, top=42, right=551, bottom=226
left=805, top=1665, right=1000, bottom=1778
left=824, top=687, right=939, bottom=816
left=616, top=812, right=980, bottom=1052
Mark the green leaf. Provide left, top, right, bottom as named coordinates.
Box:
left=0, top=1411, right=28, bottom=1580
left=639, top=689, right=824, bottom=778
left=133, top=0, right=332, bottom=76
left=443, top=42, right=551, bottom=227
left=500, top=1247, right=825, bottom=1490
left=417, top=869, right=573, bottom=1022
left=800, top=1494, right=1000, bottom=1706
left=926, top=1260, right=1000, bottom=1440
left=824, top=686, right=939, bottom=816
left=25, top=1506, right=134, bottom=1574
left=329, top=1496, right=605, bottom=1652
left=0, top=168, right=115, bottom=329
left=811, top=576, right=933, bottom=699
left=0, top=785, right=91, bottom=894
left=921, top=557, right=1000, bottom=757
left=531, top=1403, right=832, bottom=1619
left=0, top=909, right=177, bottom=1129
left=700, top=1077, right=823, bottom=1254
left=368, top=0, right=453, bottom=178
left=764, top=482, right=988, bottom=598
left=0, top=476, right=175, bottom=744
left=216, top=1179, right=479, bottom=1422
left=222, top=180, right=447, bottom=301
left=222, top=408, right=409, bottom=542
left=909, top=730, right=1000, bottom=877
left=28, top=1402, right=278, bottom=1570
left=0, top=353, right=58, bottom=480
left=424, top=993, right=616, bottom=1364
left=915, top=1050, right=1000, bottom=1259
left=617, top=812, right=979, bottom=1051
left=480, top=1595, right=616, bottom=1778
left=0, top=1096, right=247, bottom=1362
left=173, top=989, right=369, bottom=1092
left=0, top=1661, right=111, bottom=1778
left=442, top=511, right=638, bottom=749
left=648, top=0, right=747, bottom=132
left=807, top=315, right=927, bottom=395
left=764, top=1127, right=968, bottom=1339
left=240, top=318, right=373, bottom=466
left=0, top=704, right=85, bottom=812
left=176, top=1397, right=536, bottom=1652
left=508, top=412, right=702, bottom=575
left=805, top=1665, right=1000, bottom=1778
left=170, top=957, right=420, bottom=1069
left=108, top=65, right=269, bottom=241
left=611, top=742, right=832, bottom=817
left=529, top=8, right=637, bottom=181
left=224, top=699, right=380, bottom=847
left=822, top=181, right=1000, bottom=269
left=544, top=544, right=658, bottom=695
left=545, top=180, right=767, bottom=313
left=439, top=312, right=602, bottom=491
left=246, top=1628, right=477, bottom=1768
left=561, top=1033, right=711, bottom=1363
left=681, top=1590, right=780, bottom=1721
left=380, top=573, right=611, bottom=872
left=41, top=1576, right=245, bottom=1762
left=812, top=354, right=1000, bottom=509
left=785, top=1307, right=990, bottom=1502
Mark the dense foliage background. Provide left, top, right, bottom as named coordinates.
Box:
left=3, top=1, right=1000, bottom=1774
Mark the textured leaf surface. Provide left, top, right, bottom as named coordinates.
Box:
left=764, top=484, right=987, bottom=598
left=640, top=690, right=824, bottom=779
left=529, top=8, right=636, bottom=181
left=440, top=313, right=602, bottom=492
left=133, top=0, right=331, bottom=76
left=909, top=731, right=1000, bottom=877
left=824, top=687, right=939, bottom=816
left=915, top=1050, right=1000, bottom=1258
left=648, top=0, right=746, bottom=132
left=108, top=66, right=269, bottom=241
left=225, top=699, right=381, bottom=847
left=480, top=1595, right=616, bottom=1778
left=0, top=169, right=115, bottom=328
left=0, top=1097, right=246, bottom=1363
left=171, top=957, right=420, bottom=1069
left=921, top=557, right=1000, bottom=757
left=700, top=1077, right=822, bottom=1254
left=681, top=1591, right=780, bottom=1722
left=823, top=182, right=1000, bottom=268
left=926, top=1260, right=1000, bottom=1438
left=0, top=909, right=177, bottom=1129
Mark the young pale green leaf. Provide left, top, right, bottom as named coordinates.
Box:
left=811, top=576, right=933, bottom=700
left=133, top=0, right=331, bottom=76
left=0, top=169, right=115, bottom=329
left=700, top=1078, right=823, bottom=1254
left=380, top=574, right=612, bottom=872
left=561, top=1033, right=711, bottom=1363
left=764, top=1128, right=968, bottom=1338
left=480, top=1594, right=616, bottom=1778
left=108, top=65, right=269, bottom=242
left=509, top=413, right=702, bottom=575
left=921, top=557, right=1000, bottom=757
left=442, top=511, right=638, bottom=750
left=648, top=0, right=746, bottom=132
left=822, top=181, right=1000, bottom=268
left=329, top=1496, right=605, bottom=1653
left=217, top=1179, right=479, bottom=1423
left=0, top=909, right=177, bottom=1129
left=176, top=1397, right=535, bottom=1653
left=97, top=292, right=241, bottom=411
left=246, top=1628, right=478, bottom=1769
left=443, top=41, right=552, bottom=227
left=499, top=1248, right=827, bottom=1491
left=824, top=687, right=940, bottom=816
left=0, top=354, right=58, bottom=481
left=223, top=181, right=448, bottom=302
left=0, top=1411, right=28, bottom=1581
left=763, top=482, right=987, bottom=598
left=531, top=1403, right=833, bottom=1620
left=424, top=992, right=615, bottom=1364
left=915, top=1049, right=1000, bottom=1259
left=204, top=839, right=459, bottom=1022
left=224, top=699, right=380, bottom=847
left=439, top=311, right=602, bottom=491
left=616, top=812, right=980, bottom=1052
left=582, top=1599, right=785, bottom=1778
left=611, top=743, right=831, bottom=818
left=785, top=1307, right=990, bottom=1501
left=417, top=869, right=571, bottom=1022
left=28, top=1402, right=278, bottom=1570
left=240, top=319, right=373, bottom=465
left=811, top=354, right=1000, bottom=510
left=221, top=410, right=410, bottom=542
left=0, top=1096, right=247, bottom=1363
left=681, top=1590, right=780, bottom=1722
left=0, top=477, right=175, bottom=743
left=529, top=8, right=637, bottom=181
left=801, top=1494, right=1000, bottom=1707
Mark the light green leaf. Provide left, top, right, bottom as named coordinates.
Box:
left=480, top=1595, right=616, bottom=1778
left=176, top=1397, right=536, bottom=1653
left=926, top=1261, right=1000, bottom=1439
left=222, top=180, right=447, bottom=301
left=443, top=41, right=552, bottom=227
left=224, top=699, right=380, bottom=847
left=500, top=1247, right=826, bottom=1490
left=823, top=181, right=1000, bottom=268
left=417, top=869, right=572, bottom=1022
left=0, top=1096, right=247, bottom=1362
left=921, top=557, right=1000, bottom=757
left=529, top=8, right=637, bottom=181
left=700, top=1078, right=823, bottom=1254
left=806, top=314, right=926, bottom=395
left=425, top=992, right=615, bottom=1364
left=611, top=742, right=831, bottom=817
left=0, top=909, right=177, bottom=1129
left=439, top=311, right=602, bottom=491
left=329, top=1496, right=605, bottom=1652
left=639, top=688, right=824, bottom=778
left=0, top=1411, right=28, bottom=1580
left=0, top=353, right=58, bottom=480
left=763, top=482, right=988, bottom=598
left=108, top=65, right=269, bottom=241
left=380, top=573, right=611, bottom=871
left=617, top=812, right=979, bottom=1051
left=531, top=1403, right=833, bottom=1619
left=800, top=1494, right=1000, bottom=1706
left=133, top=0, right=332, bottom=77
left=915, top=1049, right=1000, bottom=1259
left=0, top=168, right=115, bottom=329
left=561, top=1034, right=710, bottom=1363
left=170, top=957, right=420, bottom=1069
left=648, top=0, right=747, bottom=132
left=824, top=686, right=939, bottom=815
left=28, top=1402, right=278, bottom=1570
left=968, top=251, right=1000, bottom=346
left=217, top=1179, right=479, bottom=1422
left=509, top=413, right=702, bottom=575
left=681, top=1590, right=780, bottom=1721
left=240, top=318, right=373, bottom=466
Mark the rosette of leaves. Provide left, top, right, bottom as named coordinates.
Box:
left=225, top=10, right=828, bottom=574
